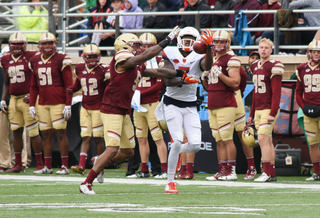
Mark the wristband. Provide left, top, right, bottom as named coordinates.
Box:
left=158, top=36, right=171, bottom=49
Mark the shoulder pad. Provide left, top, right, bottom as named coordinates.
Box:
left=227, top=56, right=241, bottom=68
left=271, top=62, right=284, bottom=76
left=115, top=50, right=134, bottom=64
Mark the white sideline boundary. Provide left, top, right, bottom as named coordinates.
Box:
left=1, top=174, right=320, bottom=190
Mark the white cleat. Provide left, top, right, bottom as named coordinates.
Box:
left=79, top=183, right=96, bottom=195
left=33, top=166, right=53, bottom=174
left=154, top=171, right=167, bottom=179
left=254, top=172, right=271, bottom=182
left=56, top=165, right=70, bottom=175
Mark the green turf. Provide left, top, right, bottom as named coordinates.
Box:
left=0, top=166, right=319, bottom=218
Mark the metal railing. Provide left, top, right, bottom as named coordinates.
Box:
left=0, top=1, right=319, bottom=55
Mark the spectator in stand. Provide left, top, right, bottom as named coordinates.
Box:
left=16, top=0, right=48, bottom=50
left=211, top=0, right=236, bottom=28
left=159, top=0, right=180, bottom=26
left=254, top=0, right=281, bottom=44
left=179, top=0, right=212, bottom=29
left=143, top=0, right=172, bottom=42
left=123, top=0, right=143, bottom=30
left=207, top=0, right=217, bottom=7
left=86, top=0, right=98, bottom=12
left=87, top=0, right=112, bottom=55
left=289, top=0, right=320, bottom=46
left=228, top=0, right=261, bottom=46
left=91, top=0, right=124, bottom=56
left=245, top=51, right=260, bottom=81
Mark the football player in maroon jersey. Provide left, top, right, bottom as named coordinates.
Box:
left=0, top=33, right=44, bottom=173
left=246, top=38, right=284, bottom=182
left=79, top=26, right=183, bottom=195
left=201, top=30, right=241, bottom=181
left=128, top=33, right=168, bottom=179
left=29, top=32, right=73, bottom=175
left=70, top=44, right=109, bottom=181
left=296, top=40, right=320, bottom=181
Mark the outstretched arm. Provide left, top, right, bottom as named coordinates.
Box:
left=116, top=26, right=180, bottom=72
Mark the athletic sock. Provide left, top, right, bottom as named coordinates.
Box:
left=161, top=163, right=167, bottom=172
left=14, top=152, right=22, bottom=166
left=79, top=153, right=87, bottom=167
left=34, top=152, right=43, bottom=165
left=61, top=156, right=68, bottom=168
left=141, top=162, right=148, bottom=172
left=82, top=169, right=98, bottom=185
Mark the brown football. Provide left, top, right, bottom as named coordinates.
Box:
left=193, top=39, right=207, bottom=54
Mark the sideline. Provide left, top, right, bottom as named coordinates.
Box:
left=1, top=174, right=320, bottom=190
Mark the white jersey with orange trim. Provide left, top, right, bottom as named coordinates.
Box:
left=162, top=47, right=204, bottom=102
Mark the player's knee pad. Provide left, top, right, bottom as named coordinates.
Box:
left=92, top=128, right=103, bottom=138
left=170, top=140, right=182, bottom=154
left=220, top=130, right=233, bottom=141
left=151, top=128, right=163, bottom=141
left=27, top=126, right=40, bottom=138
left=189, top=143, right=201, bottom=153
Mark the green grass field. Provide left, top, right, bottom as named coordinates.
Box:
left=0, top=166, right=319, bottom=218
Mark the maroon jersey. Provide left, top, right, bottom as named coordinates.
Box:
left=29, top=52, right=73, bottom=106
left=235, top=66, right=247, bottom=94
left=250, top=59, right=284, bottom=118
left=207, top=54, right=240, bottom=109
left=0, top=51, right=37, bottom=96
left=137, top=56, right=164, bottom=104
left=74, top=62, right=110, bottom=110
left=101, top=50, right=146, bottom=115
left=296, top=62, right=320, bottom=108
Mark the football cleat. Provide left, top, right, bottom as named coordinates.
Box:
left=5, top=165, right=25, bottom=173
left=206, top=172, right=220, bottom=181
left=254, top=172, right=271, bottom=182
left=174, top=171, right=186, bottom=179
left=79, top=183, right=96, bottom=195
left=306, top=173, right=320, bottom=181
left=91, top=156, right=104, bottom=183
left=180, top=172, right=194, bottom=180
left=71, top=165, right=86, bottom=175
left=244, top=166, right=257, bottom=180
left=127, top=171, right=150, bottom=178
left=0, top=167, right=6, bottom=173
left=33, top=166, right=53, bottom=174
left=165, top=182, right=179, bottom=194
left=56, top=165, right=70, bottom=175
left=154, top=171, right=167, bottom=179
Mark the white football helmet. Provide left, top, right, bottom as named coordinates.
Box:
left=307, top=40, right=320, bottom=63
left=177, top=27, right=200, bottom=52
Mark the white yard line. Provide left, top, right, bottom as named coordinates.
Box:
left=1, top=174, right=320, bottom=189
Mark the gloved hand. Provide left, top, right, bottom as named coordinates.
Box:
left=212, top=65, right=222, bottom=77
left=66, top=87, right=73, bottom=97
left=167, top=26, right=181, bottom=41
left=1, top=100, right=7, bottom=113
left=63, top=105, right=72, bottom=120
left=201, top=71, right=210, bottom=80
left=201, top=29, right=213, bottom=47
left=182, top=72, right=199, bottom=84
left=23, top=94, right=30, bottom=104
left=176, top=69, right=188, bottom=77
left=29, top=106, right=36, bottom=119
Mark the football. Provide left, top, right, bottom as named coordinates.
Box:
left=193, top=39, right=207, bottom=54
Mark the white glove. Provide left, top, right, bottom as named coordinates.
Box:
left=201, top=71, right=210, bottom=80
left=63, top=105, right=72, bottom=120
left=212, top=65, right=222, bottom=77
left=1, top=100, right=7, bottom=113
left=29, top=106, right=36, bottom=119
left=167, top=26, right=181, bottom=41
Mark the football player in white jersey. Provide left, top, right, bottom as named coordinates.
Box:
left=161, top=27, right=213, bottom=193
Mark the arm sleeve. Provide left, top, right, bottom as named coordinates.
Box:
left=140, top=78, right=164, bottom=97
left=62, top=65, right=73, bottom=105
left=270, top=75, right=282, bottom=117
left=249, top=91, right=255, bottom=118
left=289, top=0, right=312, bottom=9
left=295, top=76, right=305, bottom=108
left=72, top=78, right=82, bottom=93
left=29, top=72, right=39, bottom=107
